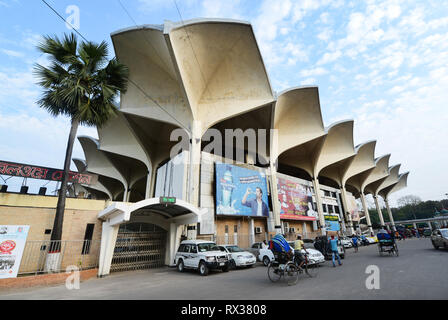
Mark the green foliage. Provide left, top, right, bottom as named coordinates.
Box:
left=369, top=199, right=448, bottom=224
left=34, top=33, right=129, bottom=127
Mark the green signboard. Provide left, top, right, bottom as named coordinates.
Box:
left=160, top=197, right=176, bottom=205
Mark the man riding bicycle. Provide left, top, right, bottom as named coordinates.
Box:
left=293, top=235, right=309, bottom=269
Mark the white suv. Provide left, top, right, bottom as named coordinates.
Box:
left=175, top=240, right=230, bottom=276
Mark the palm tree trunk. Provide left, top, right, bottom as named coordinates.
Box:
left=50, top=118, right=80, bottom=249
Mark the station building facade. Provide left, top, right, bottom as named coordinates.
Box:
left=0, top=18, right=409, bottom=277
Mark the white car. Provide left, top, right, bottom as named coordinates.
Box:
left=174, top=240, right=230, bottom=276
left=218, top=245, right=256, bottom=268
left=288, top=241, right=326, bottom=265
left=248, top=242, right=275, bottom=266
left=340, top=237, right=353, bottom=248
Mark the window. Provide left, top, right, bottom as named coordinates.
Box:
left=324, top=190, right=331, bottom=197
left=225, top=225, right=229, bottom=233
left=190, top=245, right=198, bottom=253
left=322, top=204, right=327, bottom=213
left=81, top=224, right=94, bottom=255
left=252, top=243, right=260, bottom=249
left=178, top=244, right=186, bottom=252
left=331, top=192, right=337, bottom=198
left=44, top=229, right=51, bottom=235
left=234, top=225, right=238, bottom=233
left=184, top=245, right=191, bottom=252
left=328, top=205, right=334, bottom=213
left=334, top=206, right=340, bottom=214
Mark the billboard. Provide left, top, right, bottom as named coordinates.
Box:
left=215, top=163, right=270, bottom=217
left=324, top=214, right=340, bottom=231
left=277, top=177, right=317, bottom=221
left=347, top=193, right=360, bottom=222
left=0, top=225, right=30, bottom=279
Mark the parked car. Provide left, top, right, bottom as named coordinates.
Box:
left=423, top=228, right=432, bottom=238
left=366, top=236, right=378, bottom=244
left=218, top=245, right=256, bottom=268
left=248, top=242, right=274, bottom=266
left=175, top=240, right=230, bottom=276
left=340, top=237, right=353, bottom=248
left=287, top=241, right=326, bottom=265
left=431, top=228, right=448, bottom=250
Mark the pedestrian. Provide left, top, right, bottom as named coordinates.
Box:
left=328, top=235, right=342, bottom=267
left=352, top=234, right=358, bottom=253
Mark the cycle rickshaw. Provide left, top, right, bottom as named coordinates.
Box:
left=377, top=232, right=399, bottom=256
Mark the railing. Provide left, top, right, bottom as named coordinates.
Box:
left=17, top=240, right=101, bottom=276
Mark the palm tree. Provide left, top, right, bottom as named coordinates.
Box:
left=34, top=33, right=129, bottom=256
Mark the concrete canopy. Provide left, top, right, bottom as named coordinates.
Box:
left=78, top=136, right=128, bottom=200
left=97, top=112, right=151, bottom=169
left=164, top=19, right=275, bottom=135
left=342, top=140, right=377, bottom=187
left=111, top=25, right=193, bottom=128
left=376, top=164, right=401, bottom=197
left=274, top=87, right=326, bottom=163
left=363, top=154, right=392, bottom=195
left=73, top=158, right=113, bottom=200
left=380, top=172, right=410, bottom=198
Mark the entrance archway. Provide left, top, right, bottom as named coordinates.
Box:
left=97, top=197, right=207, bottom=277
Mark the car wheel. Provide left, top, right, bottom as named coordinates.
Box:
left=247, top=264, right=254, bottom=268
left=263, top=256, right=270, bottom=267
left=177, top=259, right=185, bottom=272
left=199, top=261, right=209, bottom=276
left=432, top=241, right=439, bottom=250
left=222, top=264, right=229, bottom=272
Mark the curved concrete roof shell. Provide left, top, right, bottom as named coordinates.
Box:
left=363, top=154, right=391, bottom=194
left=112, top=26, right=193, bottom=128
left=78, top=136, right=128, bottom=194
left=164, top=19, right=275, bottom=134
left=273, top=87, right=325, bottom=161
left=379, top=172, right=410, bottom=199
left=375, top=164, right=401, bottom=196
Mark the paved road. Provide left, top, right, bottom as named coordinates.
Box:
left=1, top=238, right=447, bottom=300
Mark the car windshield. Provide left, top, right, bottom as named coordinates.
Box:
left=198, top=243, right=220, bottom=252
left=226, top=246, right=243, bottom=252
left=440, top=230, right=448, bottom=238
left=303, top=243, right=314, bottom=249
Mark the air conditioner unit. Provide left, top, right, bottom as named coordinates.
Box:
left=255, top=227, right=262, bottom=234
left=289, top=227, right=296, bottom=233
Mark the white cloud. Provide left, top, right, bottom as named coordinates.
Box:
left=300, top=67, right=328, bottom=77
left=0, top=48, right=24, bottom=58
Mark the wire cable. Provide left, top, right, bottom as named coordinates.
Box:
left=39, top=0, right=190, bottom=133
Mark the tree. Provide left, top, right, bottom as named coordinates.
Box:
left=397, top=195, right=422, bottom=207
left=34, top=33, right=129, bottom=252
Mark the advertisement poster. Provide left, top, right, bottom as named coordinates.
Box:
left=215, top=163, right=270, bottom=217
left=324, top=215, right=340, bottom=231
left=0, top=225, right=30, bottom=279
left=347, top=193, right=360, bottom=222
left=277, top=177, right=317, bottom=221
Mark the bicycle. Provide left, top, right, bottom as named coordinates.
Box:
left=293, top=251, right=320, bottom=278
left=267, top=254, right=299, bottom=286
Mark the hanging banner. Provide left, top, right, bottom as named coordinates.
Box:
left=0, top=160, right=98, bottom=185
left=347, top=193, right=360, bottom=222
left=324, top=214, right=340, bottom=231
left=0, top=225, right=30, bottom=279
left=277, top=177, right=317, bottom=221
left=215, top=163, right=270, bottom=217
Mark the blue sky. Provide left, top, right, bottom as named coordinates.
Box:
left=0, top=0, right=447, bottom=206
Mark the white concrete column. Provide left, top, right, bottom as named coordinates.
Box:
left=166, top=223, right=183, bottom=266
left=249, top=218, right=255, bottom=245
left=427, top=222, right=432, bottom=231
left=360, top=193, right=374, bottom=235
left=188, top=121, right=202, bottom=207
left=303, top=222, right=308, bottom=238
left=269, top=163, right=282, bottom=234
left=340, top=185, right=354, bottom=235
left=373, top=195, right=386, bottom=228
left=312, top=177, right=326, bottom=235
left=98, top=221, right=120, bottom=277
left=384, top=198, right=396, bottom=232
left=145, top=171, right=151, bottom=199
